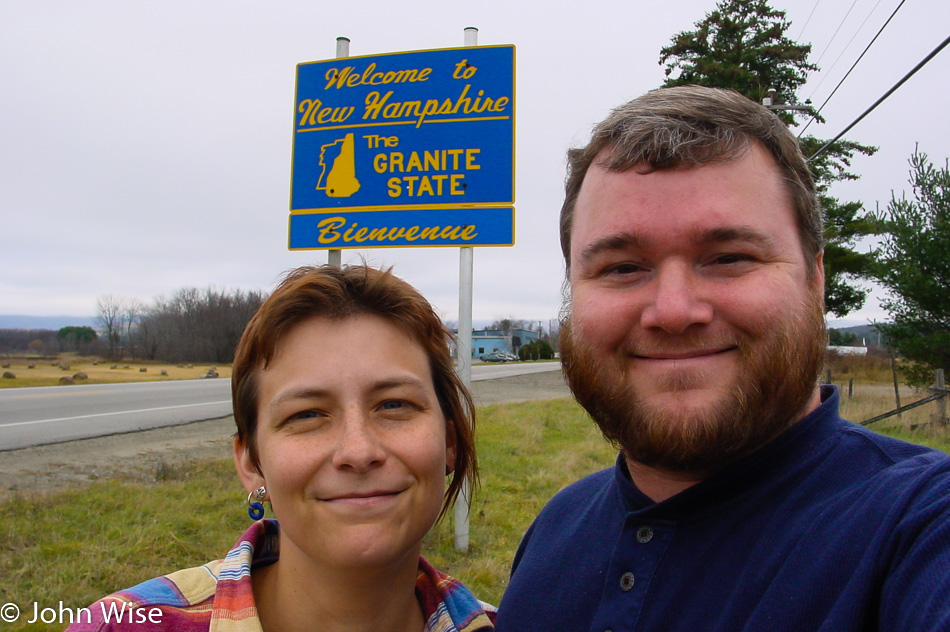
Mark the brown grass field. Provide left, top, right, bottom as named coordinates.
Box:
left=0, top=355, right=230, bottom=388
left=824, top=352, right=950, bottom=447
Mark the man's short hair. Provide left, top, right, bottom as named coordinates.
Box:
left=560, top=85, right=822, bottom=269
left=231, top=264, right=476, bottom=519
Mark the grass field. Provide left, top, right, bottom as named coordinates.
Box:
left=0, top=353, right=541, bottom=388
left=0, top=355, right=230, bottom=388
left=3, top=354, right=950, bottom=630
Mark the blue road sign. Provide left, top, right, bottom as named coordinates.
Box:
left=289, top=207, right=515, bottom=249
left=290, top=45, right=515, bottom=213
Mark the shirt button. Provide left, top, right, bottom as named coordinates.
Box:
left=636, top=526, right=654, bottom=543
left=620, top=571, right=635, bottom=591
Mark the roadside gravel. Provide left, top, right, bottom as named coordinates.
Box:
left=0, top=370, right=573, bottom=495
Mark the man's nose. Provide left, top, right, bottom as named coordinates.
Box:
left=639, top=263, right=714, bottom=334
left=331, top=409, right=387, bottom=472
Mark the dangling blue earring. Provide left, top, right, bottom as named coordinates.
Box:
left=247, top=486, right=266, bottom=520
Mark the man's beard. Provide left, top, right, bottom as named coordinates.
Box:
left=560, top=290, right=827, bottom=475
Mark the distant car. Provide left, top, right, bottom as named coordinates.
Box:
left=501, top=352, right=519, bottom=361
left=481, top=351, right=509, bottom=362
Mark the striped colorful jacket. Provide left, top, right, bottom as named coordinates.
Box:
left=66, top=520, right=496, bottom=631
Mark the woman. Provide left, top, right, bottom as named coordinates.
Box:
left=68, top=265, right=494, bottom=632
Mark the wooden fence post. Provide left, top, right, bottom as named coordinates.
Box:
left=935, top=369, right=947, bottom=427
left=891, top=351, right=904, bottom=425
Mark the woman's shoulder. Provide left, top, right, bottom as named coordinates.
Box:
left=64, top=561, right=222, bottom=631
left=65, top=521, right=275, bottom=632
left=417, top=556, right=496, bottom=631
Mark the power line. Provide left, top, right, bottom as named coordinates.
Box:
left=796, top=0, right=822, bottom=42
left=809, top=33, right=950, bottom=162
left=812, top=0, right=861, bottom=68
left=805, top=0, right=886, bottom=104
left=800, top=0, right=907, bottom=137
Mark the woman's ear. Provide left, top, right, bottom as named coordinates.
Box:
left=233, top=436, right=265, bottom=493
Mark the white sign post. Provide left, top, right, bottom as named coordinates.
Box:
left=454, top=23, right=478, bottom=554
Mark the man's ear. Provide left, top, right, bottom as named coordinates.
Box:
left=814, top=250, right=826, bottom=290
left=233, top=437, right=265, bottom=493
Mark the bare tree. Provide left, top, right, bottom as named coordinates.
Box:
left=133, top=286, right=265, bottom=363
left=97, top=295, right=124, bottom=361
left=122, top=299, right=144, bottom=361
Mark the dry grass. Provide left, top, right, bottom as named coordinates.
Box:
left=836, top=381, right=943, bottom=428
left=823, top=351, right=897, bottom=383
left=0, top=355, right=230, bottom=388
left=823, top=352, right=945, bottom=430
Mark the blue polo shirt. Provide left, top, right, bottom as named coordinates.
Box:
left=496, top=387, right=950, bottom=631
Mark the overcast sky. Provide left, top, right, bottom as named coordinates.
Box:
left=3, top=0, right=948, bottom=328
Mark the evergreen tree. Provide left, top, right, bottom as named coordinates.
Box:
left=659, top=0, right=878, bottom=317
left=873, top=148, right=950, bottom=387
left=659, top=0, right=814, bottom=111
left=56, top=325, right=98, bottom=352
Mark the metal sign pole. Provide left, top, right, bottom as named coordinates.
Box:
left=454, top=25, right=478, bottom=553
left=328, top=36, right=349, bottom=268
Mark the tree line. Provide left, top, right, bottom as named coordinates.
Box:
left=0, top=326, right=99, bottom=356
left=96, top=287, right=267, bottom=363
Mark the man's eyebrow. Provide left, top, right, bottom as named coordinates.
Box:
left=697, top=226, right=776, bottom=249
left=579, top=232, right=642, bottom=262
left=579, top=226, right=776, bottom=262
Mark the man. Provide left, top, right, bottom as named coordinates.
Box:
left=494, top=86, right=950, bottom=631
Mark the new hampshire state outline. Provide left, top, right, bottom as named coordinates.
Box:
left=316, top=133, right=361, bottom=198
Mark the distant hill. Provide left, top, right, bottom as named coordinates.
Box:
left=0, top=315, right=97, bottom=330
left=829, top=323, right=888, bottom=348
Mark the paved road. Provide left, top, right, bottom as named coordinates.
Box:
left=0, top=362, right=560, bottom=450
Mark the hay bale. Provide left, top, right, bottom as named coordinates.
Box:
left=27, top=363, right=35, bottom=369
left=110, top=364, right=118, bottom=369
left=139, top=367, right=147, bottom=372
left=1, top=363, right=10, bottom=368
left=160, top=369, right=168, bottom=376
left=59, top=364, right=70, bottom=370
left=59, top=376, right=75, bottom=385
left=2, top=371, right=15, bottom=379
left=73, top=372, right=88, bottom=380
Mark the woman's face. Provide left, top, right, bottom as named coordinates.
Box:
left=235, top=313, right=455, bottom=570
